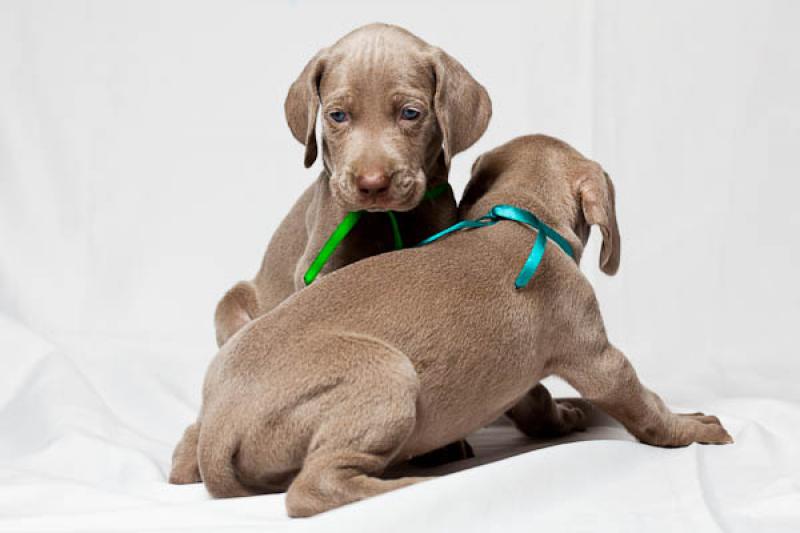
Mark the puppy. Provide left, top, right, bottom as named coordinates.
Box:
left=214, top=23, right=491, bottom=347
left=173, top=135, right=732, bottom=517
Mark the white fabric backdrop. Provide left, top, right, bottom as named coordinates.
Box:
left=1, top=1, right=799, bottom=531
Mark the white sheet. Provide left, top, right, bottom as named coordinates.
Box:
left=2, top=314, right=799, bottom=532
left=2, top=1, right=799, bottom=531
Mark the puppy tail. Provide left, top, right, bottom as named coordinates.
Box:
left=214, top=281, right=260, bottom=347
left=197, top=420, right=255, bottom=498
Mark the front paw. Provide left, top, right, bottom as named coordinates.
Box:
left=644, top=412, right=733, bottom=447
left=676, top=412, right=733, bottom=444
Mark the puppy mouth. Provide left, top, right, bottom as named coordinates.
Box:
left=330, top=170, right=426, bottom=212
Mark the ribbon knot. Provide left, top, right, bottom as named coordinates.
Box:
left=417, top=204, right=574, bottom=289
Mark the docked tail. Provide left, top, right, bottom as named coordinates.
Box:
left=214, top=281, right=260, bottom=347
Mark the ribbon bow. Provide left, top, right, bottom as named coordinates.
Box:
left=418, top=204, right=574, bottom=289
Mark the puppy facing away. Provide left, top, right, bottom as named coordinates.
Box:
left=172, top=135, right=732, bottom=517
left=213, top=23, right=491, bottom=347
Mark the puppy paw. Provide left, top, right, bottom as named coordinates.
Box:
left=507, top=393, right=592, bottom=439
left=553, top=398, right=592, bottom=434
left=640, top=412, right=734, bottom=447
left=674, top=412, right=734, bottom=445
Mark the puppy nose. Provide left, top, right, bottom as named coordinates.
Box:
left=356, top=172, right=391, bottom=197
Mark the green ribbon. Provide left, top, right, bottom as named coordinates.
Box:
left=303, top=183, right=450, bottom=286
left=417, top=204, right=574, bottom=289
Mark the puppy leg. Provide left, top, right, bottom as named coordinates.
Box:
left=285, top=346, right=429, bottom=517
left=286, top=450, right=432, bottom=518
left=506, top=383, right=590, bottom=438
left=214, top=281, right=259, bottom=347
left=169, top=422, right=202, bottom=484
left=558, top=345, right=732, bottom=447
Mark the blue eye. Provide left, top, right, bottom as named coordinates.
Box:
left=401, top=107, right=421, bottom=120
left=329, top=111, right=348, bottom=123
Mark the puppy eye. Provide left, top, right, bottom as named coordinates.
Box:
left=329, top=111, right=348, bottom=123
left=400, top=107, right=421, bottom=121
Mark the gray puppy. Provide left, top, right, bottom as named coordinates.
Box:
left=172, top=135, right=732, bottom=517
left=213, top=23, right=490, bottom=347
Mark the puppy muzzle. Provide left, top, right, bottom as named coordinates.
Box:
left=330, top=169, right=426, bottom=212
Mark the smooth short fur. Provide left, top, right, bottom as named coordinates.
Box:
left=213, top=23, right=490, bottom=347
left=173, top=135, right=732, bottom=517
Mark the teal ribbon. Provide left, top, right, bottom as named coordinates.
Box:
left=418, top=204, right=574, bottom=289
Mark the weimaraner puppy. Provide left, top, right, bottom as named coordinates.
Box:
left=213, top=23, right=491, bottom=347
left=171, top=135, right=732, bottom=517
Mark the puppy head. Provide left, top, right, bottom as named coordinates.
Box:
left=462, top=135, right=620, bottom=275
left=284, top=23, right=491, bottom=212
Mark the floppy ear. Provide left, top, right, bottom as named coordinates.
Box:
left=430, top=48, right=492, bottom=167
left=579, top=169, right=621, bottom=275
left=284, top=50, right=326, bottom=168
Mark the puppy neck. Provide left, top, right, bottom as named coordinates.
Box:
left=463, top=189, right=586, bottom=267
left=423, top=149, right=450, bottom=189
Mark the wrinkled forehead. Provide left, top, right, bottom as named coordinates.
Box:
left=319, top=39, right=434, bottom=104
